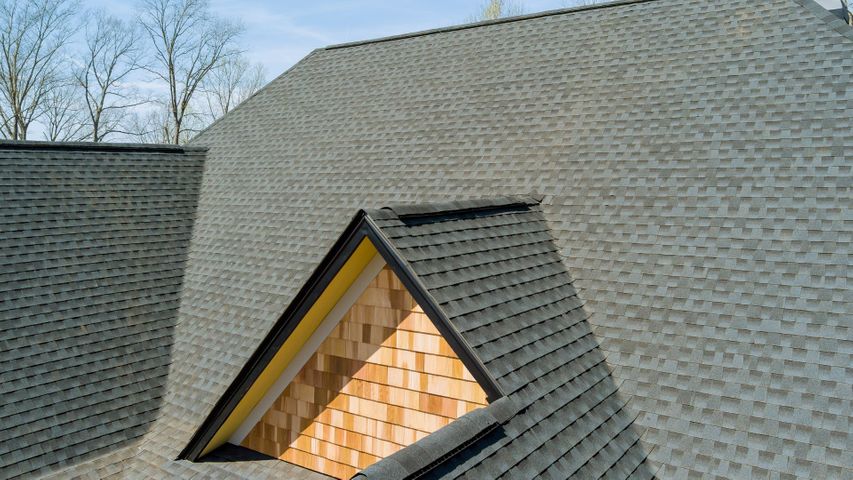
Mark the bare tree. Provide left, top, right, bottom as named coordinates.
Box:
left=0, top=0, right=77, bottom=140
left=202, top=56, right=265, bottom=121
left=75, top=11, right=144, bottom=142
left=41, top=82, right=85, bottom=141
left=563, top=0, right=606, bottom=6
left=125, top=105, right=173, bottom=144
left=138, top=0, right=242, bottom=144
left=125, top=99, right=209, bottom=144
left=468, top=0, right=525, bottom=22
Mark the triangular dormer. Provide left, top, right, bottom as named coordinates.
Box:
left=180, top=209, right=505, bottom=478
left=182, top=196, right=644, bottom=480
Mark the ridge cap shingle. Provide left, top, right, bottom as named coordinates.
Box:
left=326, top=0, right=853, bottom=51
left=325, top=0, right=662, bottom=50
left=366, top=195, right=543, bottom=221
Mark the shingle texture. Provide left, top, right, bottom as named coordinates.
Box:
left=34, top=0, right=853, bottom=478
left=168, top=1, right=850, bottom=478
left=0, top=142, right=204, bottom=478
left=359, top=198, right=653, bottom=478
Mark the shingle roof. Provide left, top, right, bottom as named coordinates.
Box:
left=357, top=197, right=653, bottom=478
left=0, top=141, right=204, bottom=478
left=171, top=0, right=850, bottom=477
left=11, top=0, right=852, bottom=478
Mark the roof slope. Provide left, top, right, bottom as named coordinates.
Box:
left=357, top=198, right=652, bottom=478
left=181, top=197, right=650, bottom=478
left=56, top=0, right=851, bottom=478
left=0, top=142, right=204, bottom=478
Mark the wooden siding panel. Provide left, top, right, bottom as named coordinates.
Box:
left=242, top=266, right=488, bottom=478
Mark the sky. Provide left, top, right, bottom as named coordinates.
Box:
left=814, top=0, right=844, bottom=8
left=86, top=0, right=578, bottom=78
left=210, top=0, right=847, bottom=76
left=76, top=0, right=849, bottom=88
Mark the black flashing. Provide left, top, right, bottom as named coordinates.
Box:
left=0, top=139, right=207, bottom=154
left=376, top=195, right=542, bottom=221
left=363, top=216, right=505, bottom=401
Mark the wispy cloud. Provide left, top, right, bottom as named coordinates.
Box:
left=211, top=3, right=336, bottom=44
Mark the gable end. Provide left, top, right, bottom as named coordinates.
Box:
left=180, top=211, right=504, bottom=462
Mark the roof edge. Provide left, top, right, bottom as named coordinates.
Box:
left=0, top=139, right=207, bottom=154
left=191, top=48, right=324, bottom=145
left=326, top=0, right=660, bottom=50
left=362, top=216, right=505, bottom=401
left=179, top=210, right=371, bottom=461
left=790, top=0, right=853, bottom=42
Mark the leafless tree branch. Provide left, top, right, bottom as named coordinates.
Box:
left=74, top=10, right=143, bottom=142
left=467, top=0, right=525, bottom=22
left=138, top=0, right=242, bottom=144
left=41, top=81, right=85, bottom=141
left=0, top=0, right=78, bottom=139
left=201, top=55, right=265, bottom=122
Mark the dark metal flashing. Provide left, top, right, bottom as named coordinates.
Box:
left=376, top=195, right=542, bottom=223
left=325, top=0, right=660, bottom=50
left=180, top=210, right=504, bottom=461
left=0, top=139, right=207, bottom=155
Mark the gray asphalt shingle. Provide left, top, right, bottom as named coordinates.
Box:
left=169, top=0, right=849, bottom=477
left=0, top=142, right=205, bottom=479
left=356, top=198, right=652, bottom=479
left=5, top=0, right=852, bottom=478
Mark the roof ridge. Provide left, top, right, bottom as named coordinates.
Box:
left=0, top=140, right=207, bottom=154
left=369, top=195, right=543, bottom=221
left=325, top=0, right=662, bottom=50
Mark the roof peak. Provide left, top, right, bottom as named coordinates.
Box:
left=325, top=0, right=660, bottom=50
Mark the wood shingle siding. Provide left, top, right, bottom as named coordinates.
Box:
left=241, top=266, right=488, bottom=478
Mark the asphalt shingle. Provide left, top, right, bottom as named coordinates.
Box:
left=171, top=0, right=850, bottom=477
left=9, top=0, right=852, bottom=478
left=357, top=198, right=652, bottom=478
left=0, top=142, right=205, bottom=479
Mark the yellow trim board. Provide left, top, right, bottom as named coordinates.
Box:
left=228, top=252, right=388, bottom=446
left=200, top=237, right=379, bottom=456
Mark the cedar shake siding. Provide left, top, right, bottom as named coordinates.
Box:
left=242, top=266, right=488, bottom=478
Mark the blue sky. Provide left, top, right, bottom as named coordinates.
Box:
left=87, top=0, right=578, bottom=78
left=76, top=0, right=851, bottom=78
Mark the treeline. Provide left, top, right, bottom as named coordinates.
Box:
left=0, top=0, right=265, bottom=144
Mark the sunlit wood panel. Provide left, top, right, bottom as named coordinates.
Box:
left=242, top=266, right=488, bottom=479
